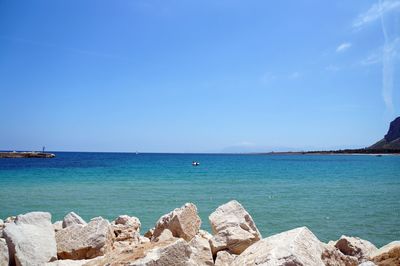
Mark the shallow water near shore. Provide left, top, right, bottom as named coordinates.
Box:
left=0, top=152, right=399, bottom=247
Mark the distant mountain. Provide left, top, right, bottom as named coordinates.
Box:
left=369, top=117, right=400, bottom=150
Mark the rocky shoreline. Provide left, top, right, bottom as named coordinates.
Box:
left=0, top=200, right=398, bottom=266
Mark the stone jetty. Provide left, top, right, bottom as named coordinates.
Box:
left=0, top=152, right=55, bottom=158
left=0, top=200, right=398, bottom=266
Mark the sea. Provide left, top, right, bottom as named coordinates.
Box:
left=0, top=152, right=399, bottom=247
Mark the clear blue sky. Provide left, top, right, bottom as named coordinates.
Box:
left=1, top=0, right=399, bottom=152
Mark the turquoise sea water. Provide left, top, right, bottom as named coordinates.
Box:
left=0, top=152, right=399, bottom=247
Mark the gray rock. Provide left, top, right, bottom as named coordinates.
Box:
left=209, top=200, right=261, bottom=255
left=3, top=212, right=57, bottom=266
left=62, top=212, right=87, bottom=228
left=56, top=217, right=113, bottom=260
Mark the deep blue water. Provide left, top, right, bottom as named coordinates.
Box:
left=0, top=152, right=399, bottom=247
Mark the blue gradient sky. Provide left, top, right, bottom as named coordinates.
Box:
left=1, top=0, right=399, bottom=152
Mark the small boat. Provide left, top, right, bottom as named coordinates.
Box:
left=192, top=161, right=200, bottom=166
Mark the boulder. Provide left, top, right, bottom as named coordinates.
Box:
left=45, top=258, right=102, bottom=266
left=114, top=215, right=141, bottom=230
left=112, top=215, right=141, bottom=242
left=232, top=227, right=325, bottom=266
left=144, top=228, right=154, bottom=239
left=4, top=216, right=15, bottom=224
left=62, top=212, right=87, bottom=228
left=334, top=235, right=377, bottom=262
left=321, top=243, right=358, bottom=266
left=209, top=200, right=261, bottom=255
left=0, top=238, right=8, bottom=266
left=151, top=203, right=201, bottom=242
left=129, top=238, right=193, bottom=266
left=152, top=229, right=175, bottom=243
left=215, top=251, right=237, bottom=266
left=370, top=241, right=400, bottom=265
left=56, top=217, right=113, bottom=260
left=53, top=221, right=63, bottom=232
left=198, top=229, right=212, bottom=241
left=0, top=219, right=3, bottom=228
left=189, top=235, right=213, bottom=266
left=3, top=212, right=57, bottom=266
left=358, top=262, right=377, bottom=266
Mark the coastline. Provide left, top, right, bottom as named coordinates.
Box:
left=1, top=200, right=398, bottom=265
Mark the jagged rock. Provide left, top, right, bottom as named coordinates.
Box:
left=232, top=227, right=324, bottom=266
left=3, top=212, right=57, bottom=266
left=144, top=228, right=154, bottom=239
left=198, top=229, right=212, bottom=241
left=53, top=221, right=63, bottom=232
left=129, top=238, right=193, bottom=266
left=0, top=238, right=9, bottom=266
left=321, top=243, right=358, bottom=266
left=62, top=212, right=87, bottom=228
left=4, top=216, right=15, bottom=224
left=140, top=236, right=150, bottom=244
left=209, top=200, right=261, bottom=255
left=151, top=203, right=201, bottom=242
left=215, top=251, right=237, bottom=266
left=0, top=219, right=3, bottom=238
left=152, top=229, right=175, bottom=243
left=45, top=257, right=102, bottom=266
left=335, top=235, right=377, bottom=262
left=189, top=235, right=213, bottom=266
left=56, top=217, right=113, bottom=260
left=114, top=215, right=141, bottom=229
left=112, top=215, right=141, bottom=242
left=358, top=262, right=377, bottom=266
left=370, top=241, right=400, bottom=265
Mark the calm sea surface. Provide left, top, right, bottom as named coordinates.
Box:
left=0, top=152, right=399, bottom=246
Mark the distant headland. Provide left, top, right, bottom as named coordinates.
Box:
left=266, top=116, right=400, bottom=155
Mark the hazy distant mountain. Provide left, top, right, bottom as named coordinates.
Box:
left=369, top=117, right=400, bottom=150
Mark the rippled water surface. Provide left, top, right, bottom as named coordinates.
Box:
left=0, top=152, right=399, bottom=246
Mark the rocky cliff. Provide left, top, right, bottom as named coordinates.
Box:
left=369, top=116, right=400, bottom=150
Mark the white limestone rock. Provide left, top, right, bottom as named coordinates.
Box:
left=209, top=200, right=261, bottom=255
left=151, top=203, right=201, bottom=242
left=129, top=238, right=193, bottom=266
left=0, top=238, right=9, bottom=266
left=334, top=235, right=377, bottom=262
left=215, top=250, right=237, bottom=266
left=53, top=221, right=63, bottom=232
left=3, top=212, right=57, bottom=266
left=62, top=212, right=87, bottom=228
left=321, top=242, right=358, bottom=266
left=152, top=229, right=175, bottom=243
left=56, top=217, right=113, bottom=260
left=232, top=227, right=325, bottom=266
left=112, top=215, right=141, bottom=242
left=189, top=234, right=213, bottom=266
